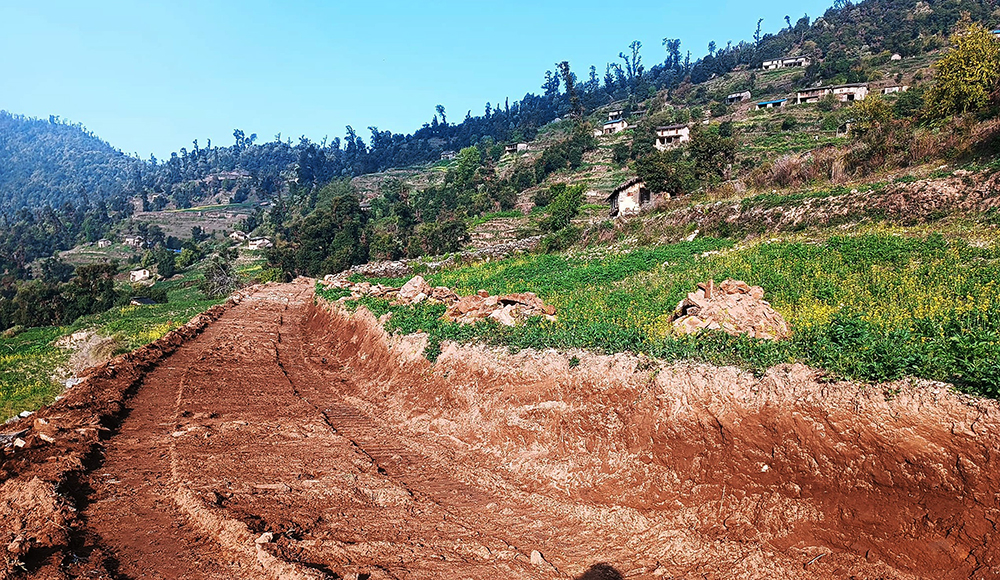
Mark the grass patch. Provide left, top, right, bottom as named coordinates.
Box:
left=0, top=327, right=71, bottom=421
left=320, top=229, right=1000, bottom=398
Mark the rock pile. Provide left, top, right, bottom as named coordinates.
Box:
left=669, top=279, right=790, bottom=340
left=322, top=275, right=555, bottom=326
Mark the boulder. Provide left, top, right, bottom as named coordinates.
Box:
left=670, top=279, right=790, bottom=340
left=398, top=276, right=432, bottom=304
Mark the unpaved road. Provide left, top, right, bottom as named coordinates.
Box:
left=2, top=280, right=999, bottom=579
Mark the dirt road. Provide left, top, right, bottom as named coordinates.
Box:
left=2, top=280, right=999, bottom=579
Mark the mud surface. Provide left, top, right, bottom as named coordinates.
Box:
left=2, top=280, right=998, bottom=579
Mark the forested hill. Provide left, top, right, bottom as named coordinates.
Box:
left=0, top=112, right=141, bottom=214
left=2, top=0, right=995, bottom=216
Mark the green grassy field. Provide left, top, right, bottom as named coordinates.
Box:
left=0, top=254, right=277, bottom=422
left=320, top=226, right=1000, bottom=398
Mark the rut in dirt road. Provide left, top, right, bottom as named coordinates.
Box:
left=2, top=280, right=999, bottom=579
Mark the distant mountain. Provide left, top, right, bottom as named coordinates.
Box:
left=0, top=111, right=139, bottom=214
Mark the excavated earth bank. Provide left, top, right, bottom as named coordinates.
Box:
left=1, top=280, right=998, bottom=579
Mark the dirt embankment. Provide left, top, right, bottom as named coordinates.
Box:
left=307, top=301, right=1000, bottom=579
left=1, top=282, right=998, bottom=579
left=661, top=170, right=1000, bottom=235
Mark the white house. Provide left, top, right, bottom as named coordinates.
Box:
left=440, top=150, right=457, bottom=161
left=229, top=231, right=249, bottom=242
left=795, top=83, right=869, bottom=104
left=882, top=85, right=909, bottom=95
left=97, top=239, right=112, bottom=248
left=762, top=56, right=811, bottom=70
left=603, top=118, right=629, bottom=135
left=890, top=53, right=903, bottom=61
left=123, top=235, right=145, bottom=249
left=247, top=237, right=273, bottom=250
left=726, top=91, right=752, bottom=104
left=607, top=109, right=624, bottom=121
left=654, top=125, right=691, bottom=151
left=129, top=269, right=151, bottom=283
left=607, top=177, right=663, bottom=217
left=755, top=99, right=787, bottom=110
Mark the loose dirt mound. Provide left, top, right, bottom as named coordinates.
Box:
left=1, top=281, right=997, bottom=579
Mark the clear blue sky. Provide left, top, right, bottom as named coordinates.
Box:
left=1, top=0, right=835, bottom=159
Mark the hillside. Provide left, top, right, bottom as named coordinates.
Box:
left=0, top=112, right=138, bottom=214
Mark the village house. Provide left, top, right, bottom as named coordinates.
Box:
left=755, top=99, right=787, bottom=110
left=97, top=239, right=112, bottom=248
left=654, top=125, right=691, bottom=151
left=247, top=237, right=273, bottom=250
left=607, top=109, right=624, bottom=121
left=440, top=150, right=457, bottom=161
left=603, top=117, right=629, bottom=135
left=882, top=85, right=909, bottom=95
left=129, top=269, right=151, bottom=283
left=229, top=231, right=249, bottom=242
left=124, top=235, right=145, bottom=249
left=607, top=177, right=663, bottom=217
left=762, top=56, right=811, bottom=70
left=726, top=91, right=752, bottom=104
left=890, top=53, right=903, bottom=61
left=795, top=83, right=869, bottom=104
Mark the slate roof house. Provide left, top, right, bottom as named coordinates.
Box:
left=607, top=177, right=663, bottom=217
left=654, top=125, right=691, bottom=151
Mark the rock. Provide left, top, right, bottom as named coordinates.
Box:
left=398, top=276, right=432, bottom=304
left=669, top=279, right=790, bottom=340
left=19, top=411, right=33, bottom=419
left=255, top=532, right=274, bottom=544
left=13, top=438, right=26, bottom=448
left=489, top=305, right=517, bottom=327
left=477, top=289, right=490, bottom=298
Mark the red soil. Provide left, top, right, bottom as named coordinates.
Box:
left=1, top=280, right=998, bottom=579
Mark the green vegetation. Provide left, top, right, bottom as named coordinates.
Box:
left=320, top=229, right=1000, bottom=398
left=0, top=327, right=70, bottom=421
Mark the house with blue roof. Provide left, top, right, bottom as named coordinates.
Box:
left=755, top=99, right=787, bottom=110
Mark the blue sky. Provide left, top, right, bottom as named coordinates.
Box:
left=1, top=0, right=835, bottom=158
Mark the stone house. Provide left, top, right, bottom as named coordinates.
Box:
left=755, top=99, right=787, bottom=110
left=97, top=239, right=112, bottom=248
left=882, top=85, right=909, bottom=95
left=229, top=231, right=249, bottom=242
left=603, top=118, right=629, bottom=135
left=440, top=150, right=457, bottom=161
left=124, top=235, right=145, bottom=249
left=726, top=91, right=752, bottom=104
left=129, top=269, right=151, bottom=283
left=247, top=237, right=273, bottom=250
left=654, top=125, right=691, bottom=151
left=795, top=83, right=869, bottom=104
left=607, top=109, right=624, bottom=121
left=762, top=56, right=811, bottom=70
left=607, top=177, right=663, bottom=217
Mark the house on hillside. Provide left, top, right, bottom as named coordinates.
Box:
left=726, top=91, right=752, bottom=104
left=603, top=118, right=629, bottom=135
left=247, top=237, right=273, bottom=250
left=229, top=231, right=249, bottom=242
left=440, top=150, right=457, bottom=161
left=124, top=235, right=145, bottom=249
left=795, top=83, right=869, bottom=104
left=129, top=269, right=151, bottom=283
left=654, top=125, right=691, bottom=151
left=882, top=85, right=909, bottom=95
left=890, top=53, right=903, bottom=61
left=762, top=56, right=811, bottom=71
left=608, top=177, right=663, bottom=217
left=755, top=99, right=787, bottom=110
left=607, top=109, right=624, bottom=122
left=97, top=239, right=112, bottom=248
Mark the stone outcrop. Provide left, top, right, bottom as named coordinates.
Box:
left=322, top=275, right=555, bottom=327
left=669, top=279, right=790, bottom=340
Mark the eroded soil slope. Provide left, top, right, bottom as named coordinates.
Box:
left=2, top=280, right=998, bottom=579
